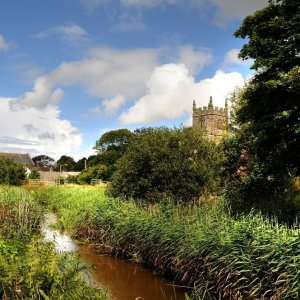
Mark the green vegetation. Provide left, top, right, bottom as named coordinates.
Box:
left=223, top=0, right=300, bottom=206
left=35, top=186, right=300, bottom=299
left=0, top=186, right=106, bottom=299
left=0, top=157, right=26, bottom=186
left=32, top=155, right=55, bottom=171
left=109, top=127, right=221, bottom=203
left=28, top=168, right=40, bottom=179
left=54, top=155, right=76, bottom=172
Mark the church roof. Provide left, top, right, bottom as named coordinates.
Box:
left=0, top=152, right=34, bottom=169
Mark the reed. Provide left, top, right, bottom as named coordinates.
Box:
left=0, top=186, right=107, bottom=300
left=36, top=186, right=300, bottom=299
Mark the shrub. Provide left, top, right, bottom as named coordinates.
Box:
left=108, top=127, right=221, bottom=203
left=0, top=157, right=26, bottom=186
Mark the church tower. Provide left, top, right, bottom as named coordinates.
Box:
left=192, top=96, right=228, bottom=141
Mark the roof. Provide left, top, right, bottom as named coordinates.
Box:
left=0, top=152, right=34, bottom=169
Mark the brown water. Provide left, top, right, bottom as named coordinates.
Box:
left=42, top=213, right=187, bottom=300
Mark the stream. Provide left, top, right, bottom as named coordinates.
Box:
left=41, top=213, right=187, bottom=300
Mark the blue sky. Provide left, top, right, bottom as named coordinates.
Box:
left=0, top=0, right=268, bottom=160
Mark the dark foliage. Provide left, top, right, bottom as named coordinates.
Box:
left=108, top=127, right=221, bottom=203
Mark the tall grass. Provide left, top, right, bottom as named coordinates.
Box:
left=36, top=186, right=300, bottom=299
left=0, top=186, right=107, bottom=300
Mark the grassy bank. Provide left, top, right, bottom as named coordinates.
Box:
left=34, top=185, right=300, bottom=299
left=0, top=186, right=106, bottom=300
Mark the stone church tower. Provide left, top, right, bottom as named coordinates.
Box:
left=192, top=96, right=228, bottom=141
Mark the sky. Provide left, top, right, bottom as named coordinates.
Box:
left=0, top=0, right=268, bottom=160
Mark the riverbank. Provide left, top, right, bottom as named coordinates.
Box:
left=0, top=186, right=106, bottom=299
left=34, top=185, right=300, bottom=299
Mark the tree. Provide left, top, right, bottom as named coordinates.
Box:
left=32, top=155, right=55, bottom=170
left=229, top=0, right=300, bottom=199
left=92, top=129, right=133, bottom=180
left=0, top=157, right=26, bottom=186
left=108, top=127, right=221, bottom=203
left=73, top=157, right=87, bottom=171
left=77, top=165, right=108, bottom=184
left=94, top=129, right=133, bottom=154
left=54, top=155, right=76, bottom=172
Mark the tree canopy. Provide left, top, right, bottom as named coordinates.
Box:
left=224, top=0, right=300, bottom=203
left=32, top=155, right=55, bottom=170
left=94, top=129, right=133, bottom=154
left=54, top=155, right=76, bottom=172
left=108, top=127, right=221, bottom=203
left=90, top=129, right=133, bottom=180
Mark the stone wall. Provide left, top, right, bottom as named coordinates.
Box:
left=192, top=96, right=228, bottom=141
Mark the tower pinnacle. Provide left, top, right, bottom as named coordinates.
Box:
left=208, top=96, right=213, bottom=108
left=193, top=99, right=196, bottom=110
left=225, top=98, right=228, bottom=110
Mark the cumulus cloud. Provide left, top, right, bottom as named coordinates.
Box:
left=0, top=35, right=12, bottom=51
left=224, top=48, right=253, bottom=67
left=12, top=47, right=159, bottom=110
left=119, top=64, right=244, bottom=124
left=11, top=76, right=64, bottom=109
left=103, top=94, right=126, bottom=115
left=177, top=45, right=212, bottom=75
left=0, top=98, right=82, bottom=158
left=73, top=144, right=96, bottom=161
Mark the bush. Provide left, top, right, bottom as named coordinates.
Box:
left=77, top=165, right=108, bottom=184
left=0, top=157, right=26, bottom=186
left=108, top=127, right=221, bottom=203
left=28, top=168, right=40, bottom=179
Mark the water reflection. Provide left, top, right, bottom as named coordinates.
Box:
left=42, top=213, right=187, bottom=300
left=78, top=244, right=187, bottom=300
left=41, top=213, right=76, bottom=252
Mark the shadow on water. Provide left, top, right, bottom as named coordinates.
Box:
left=42, top=213, right=187, bottom=300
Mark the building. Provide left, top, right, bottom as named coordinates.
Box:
left=0, top=152, right=34, bottom=174
left=192, top=96, right=228, bottom=141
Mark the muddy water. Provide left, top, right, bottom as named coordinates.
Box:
left=42, top=213, right=187, bottom=300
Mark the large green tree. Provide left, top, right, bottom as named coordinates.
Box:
left=32, top=155, right=55, bottom=170
left=94, top=129, right=132, bottom=154
left=91, top=129, right=133, bottom=180
left=54, top=155, right=76, bottom=172
left=108, top=127, right=221, bottom=203
left=231, top=0, right=300, bottom=196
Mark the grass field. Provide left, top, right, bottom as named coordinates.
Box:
left=34, top=185, right=300, bottom=299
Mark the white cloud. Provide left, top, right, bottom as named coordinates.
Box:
left=73, top=144, right=96, bottom=161
left=110, top=20, right=148, bottom=32
left=212, top=0, right=269, bottom=24
left=79, top=0, right=268, bottom=24
left=0, top=35, right=12, bottom=51
left=120, top=0, right=162, bottom=8
left=10, top=61, right=45, bottom=84
left=12, top=47, right=159, bottom=110
left=0, top=98, right=82, bottom=158
left=177, top=45, right=212, bottom=75
left=79, top=0, right=109, bottom=10
left=103, top=94, right=126, bottom=115
left=119, top=64, right=244, bottom=124
left=34, top=24, right=88, bottom=42
left=224, top=48, right=253, bottom=67
left=11, top=76, right=63, bottom=109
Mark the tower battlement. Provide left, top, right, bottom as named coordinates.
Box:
left=192, top=96, right=228, bottom=141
